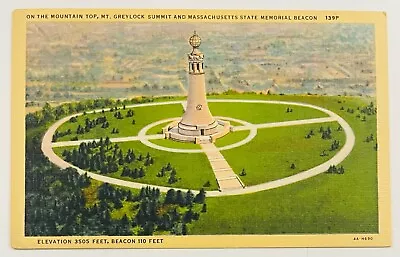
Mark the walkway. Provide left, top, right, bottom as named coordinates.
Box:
left=41, top=99, right=355, bottom=197
left=233, top=117, right=336, bottom=131
left=52, top=134, right=164, bottom=148
left=201, top=143, right=244, bottom=191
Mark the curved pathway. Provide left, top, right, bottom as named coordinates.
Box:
left=42, top=99, right=355, bottom=197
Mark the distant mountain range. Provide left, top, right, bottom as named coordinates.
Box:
left=26, top=23, right=376, bottom=103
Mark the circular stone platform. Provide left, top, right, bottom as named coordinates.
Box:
left=164, top=118, right=231, bottom=144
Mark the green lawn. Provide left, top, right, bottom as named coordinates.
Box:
left=146, top=121, right=172, bottom=135
left=149, top=139, right=201, bottom=149
left=214, top=130, right=250, bottom=147
left=55, top=104, right=183, bottom=141
left=116, top=141, right=216, bottom=190
left=191, top=94, right=378, bottom=235
left=208, top=102, right=328, bottom=124
left=225, top=120, right=243, bottom=126
left=54, top=141, right=217, bottom=191
left=51, top=93, right=378, bottom=235
left=221, top=122, right=345, bottom=185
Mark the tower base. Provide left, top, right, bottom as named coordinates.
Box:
left=164, top=120, right=231, bottom=144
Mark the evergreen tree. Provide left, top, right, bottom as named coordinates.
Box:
left=105, top=136, right=110, bottom=146
left=183, top=208, right=194, bottom=223
left=185, top=190, right=194, bottom=206
left=138, top=167, right=145, bottom=178
left=176, top=190, right=185, bottom=206
left=194, top=188, right=206, bottom=204
left=139, top=187, right=146, bottom=199
left=126, top=190, right=134, bottom=201
left=157, top=167, right=165, bottom=177
left=164, top=189, right=176, bottom=204
left=201, top=203, right=207, bottom=213
left=119, top=214, right=131, bottom=236
left=113, top=198, right=123, bottom=209
left=172, top=222, right=183, bottom=235
left=132, top=168, right=139, bottom=179
left=182, top=223, right=188, bottom=235
left=203, top=181, right=211, bottom=187
left=168, top=171, right=178, bottom=184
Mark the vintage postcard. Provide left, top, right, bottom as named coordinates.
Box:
left=11, top=9, right=390, bottom=248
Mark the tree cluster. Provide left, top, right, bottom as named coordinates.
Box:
left=52, top=129, right=72, bottom=142
left=25, top=96, right=155, bottom=129
left=306, top=126, right=334, bottom=140
left=320, top=126, right=332, bottom=140
left=74, top=116, right=109, bottom=135
left=340, top=102, right=376, bottom=124
left=360, top=102, right=377, bottom=116
left=25, top=97, right=210, bottom=237
left=126, top=109, right=134, bottom=117
left=330, top=140, right=340, bottom=151
left=365, top=133, right=374, bottom=143
left=133, top=187, right=206, bottom=235
left=326, top=165, right=345, bottom=174
left=121, top=166, right=145, bottom=179
left=25, top=166, right=95, bottom=236
left=304, top=129, right=315, bottom=139
left=61, top=139, right=154, bottom=176
left=113, top=111, right=123, bottom=119
left=156, top=162, right=179, bottom=184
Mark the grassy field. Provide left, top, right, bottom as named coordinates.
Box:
left=190, top=94, right=378, bottom=234
left=214, top=130, right=250, bottom=148
left=54, top=141, right=217, bottom=191
left=50, top=93, right=378, bottom=234
left=146, top=121, right=173, bottom=135
left=209, top=102, right=328, bottom=124
left=55, top=104, right=183, bottom=141
left=116, top=141, right=217, bottom=190
left=221, top=122, right=345, bottom=185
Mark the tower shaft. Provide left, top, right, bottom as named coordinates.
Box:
left=180, top=51, right=214, bottom=126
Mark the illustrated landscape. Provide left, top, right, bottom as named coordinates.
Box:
left=24, top=22, right=378, bottom=237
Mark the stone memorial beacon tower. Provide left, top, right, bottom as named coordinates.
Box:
left=164, top=31, right=230, bottom=144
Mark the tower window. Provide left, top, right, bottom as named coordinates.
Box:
left=197, top=63, right=200, bottom=72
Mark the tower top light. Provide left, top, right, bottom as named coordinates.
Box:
left=189, top=31, right=201, bottom=48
